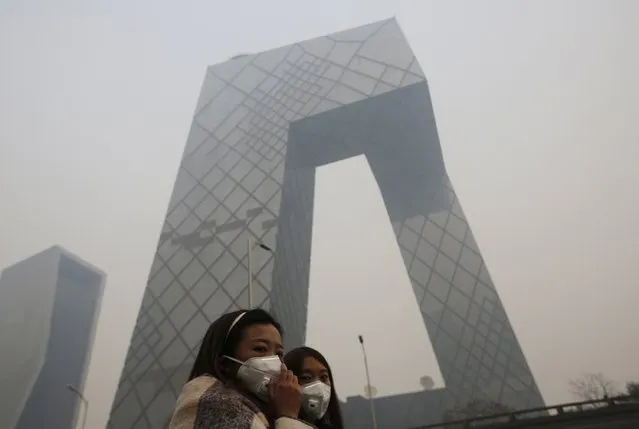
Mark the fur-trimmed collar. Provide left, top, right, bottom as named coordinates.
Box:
left=169, top=375, right=315, bottom=429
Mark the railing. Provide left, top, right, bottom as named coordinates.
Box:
left=412, top=395, right=639, bottom=429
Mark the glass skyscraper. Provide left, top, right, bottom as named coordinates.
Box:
left=108, top=19, right=544, bottom=429
left=0, top=246, right=104, bottom=429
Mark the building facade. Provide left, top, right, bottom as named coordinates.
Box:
left=108, top=19, right=544, bottom=429
left=0, top=246, right=104, bottom=429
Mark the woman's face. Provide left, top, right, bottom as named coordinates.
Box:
left=299, top=356, right=331, bottom=386
left=234, top=323, right=284, bottom=362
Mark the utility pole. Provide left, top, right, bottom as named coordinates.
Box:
left=358, top=335, right=378, bottom=429
left=247, top=237, right=273, bottom=309
left=66, top=384, right=88, bottom=429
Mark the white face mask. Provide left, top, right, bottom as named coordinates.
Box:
left=223, top=355, right=282, bottom=401
left=301, top=381, right=331, bottom=421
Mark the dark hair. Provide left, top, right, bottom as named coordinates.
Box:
left=283, top=347, right=344, bottom=429
left=188, top=309, right=282, bottom=382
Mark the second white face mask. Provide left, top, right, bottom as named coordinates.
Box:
left=301, top=381, right=332, bottom=421
left=224, top=355, right=281, bottom=401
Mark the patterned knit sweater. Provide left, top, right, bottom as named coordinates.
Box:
left=169, top=375, right=315, bottom=429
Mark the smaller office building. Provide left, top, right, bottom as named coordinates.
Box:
left=0, top=246, right=105, bottom=429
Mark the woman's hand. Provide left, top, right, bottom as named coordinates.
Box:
left=268, top=364, right=302, bottom=419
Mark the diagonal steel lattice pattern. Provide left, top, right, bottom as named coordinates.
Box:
left=107, top=19, right=544, bottom=429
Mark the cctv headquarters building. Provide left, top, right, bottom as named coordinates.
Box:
left=107, top=19, right=544, bottom=429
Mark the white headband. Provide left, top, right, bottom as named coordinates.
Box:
left=225, top=311, right=247, bottom=342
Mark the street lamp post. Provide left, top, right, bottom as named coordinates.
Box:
left=358, top=335, right=379, bottom=429
left=247, top=237, right=273, bottom=309
left=66, top=384, right=88, bottom=429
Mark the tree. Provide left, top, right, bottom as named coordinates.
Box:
left=568, top=372, right=619, bottom=402
left=626, top=381, right=639, bottom=398
left=443, top=399, right=516, bottom=424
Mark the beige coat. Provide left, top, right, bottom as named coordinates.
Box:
left=169, top=375, right=314, bottom=429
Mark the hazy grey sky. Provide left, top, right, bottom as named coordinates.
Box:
left=308, top=155, right=447, bottom=397
left=1, top=1, right=638, bottom=428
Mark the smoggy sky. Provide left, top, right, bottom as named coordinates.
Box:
left=1, top=1, right=638, bottom=428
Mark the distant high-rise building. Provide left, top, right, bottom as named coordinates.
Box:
left=108, top=18, right=544, bottom=429
left=0, top=246, right=105, bottom=429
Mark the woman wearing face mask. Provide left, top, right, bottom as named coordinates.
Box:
left=283, top=347, right=344, bottom=429
left=170, top=309, right=312, bottom=429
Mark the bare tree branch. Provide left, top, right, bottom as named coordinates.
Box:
left=626, top=381, right=639, bottom=398
left=568, top=372, right=619, bottom=403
